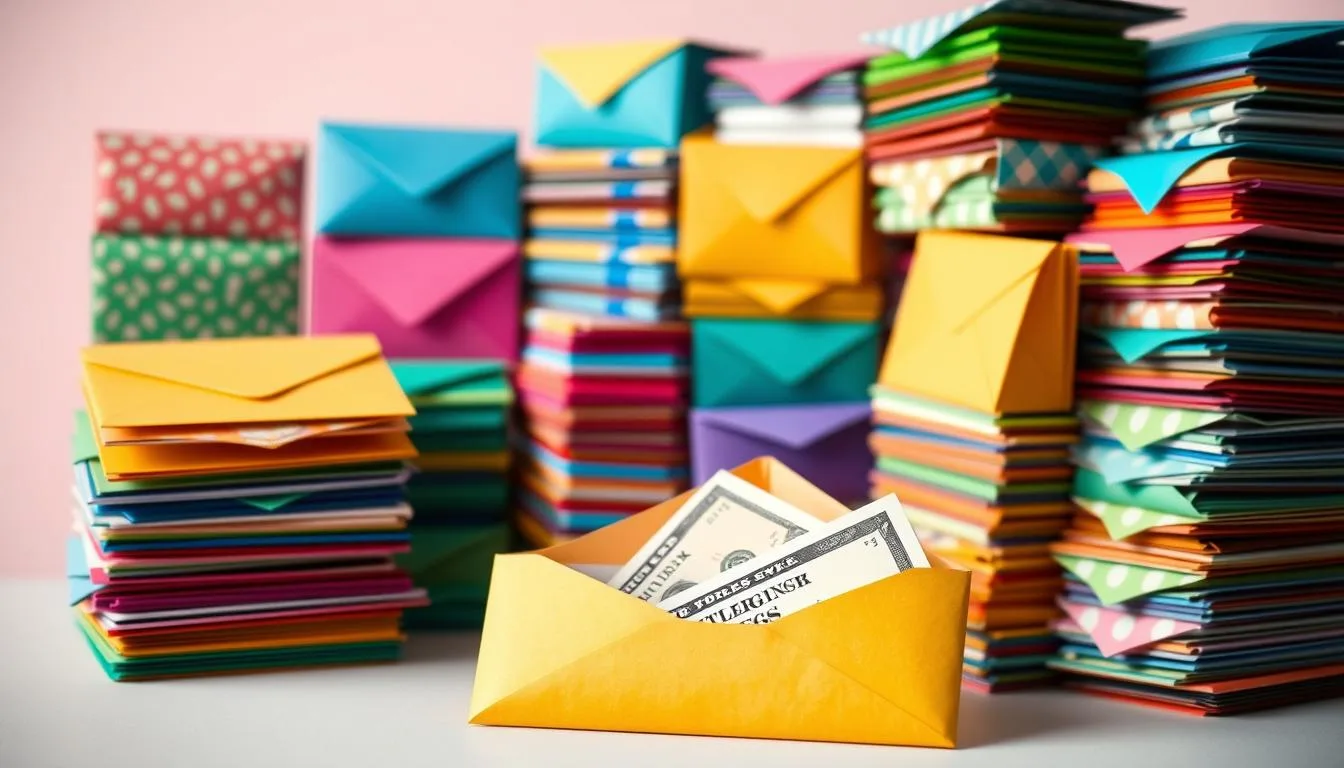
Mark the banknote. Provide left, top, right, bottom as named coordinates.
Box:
left=658, top=495, right=928, bottom=624
left=607, top=470, right=818, bottom=604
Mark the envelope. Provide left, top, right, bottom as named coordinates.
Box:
left=389, top=360, right=512, bottom=409
left=690, top=404, right=872, bottom=502
left=692, top=319, right=879, bottom=407
left=315, top=122, right=519, bottom=237
left=81, top=334, right=416, bottom=429
left=93, top=131, right=305, bottom=241
left=469, top=457, right=970, bottom=747
left=310, top=237, right=519, bottom=360
left=91, top=234, right=300, bottom=343
left=535, top=40, right=735, bottom=149
left=1147, top=22, right=1344, bottom=81
left=396, top=524, right=512, bottom=629
left=706, top=52, right=869, bottom=105
left=683, top=278, right=883, bottom=321
left=880, top=232, right=1078, bottom=415
left=678, top=136, right=877, bottom=283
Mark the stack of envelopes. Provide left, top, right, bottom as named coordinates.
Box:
left=523, top=149, right=681, bottom=321
left=1046, top=21, right=1344, bottom=714
left=390, top=361, right=514, bottom=629
left=515, top=308, right=691, bottom=546
left=69, top=335, right=428, bottom=680
left=872, top=232, right=1080, bottom=691
left=858, top=0, right=1181, bottom=234
left=706, top=53, right=871, bottom=147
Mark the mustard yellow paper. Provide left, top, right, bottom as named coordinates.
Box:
left=684, top=278, right=884, bottom=321
left=880, top=232, right=1078, bottom=416
left=471, top=458, right=970, bottom=748
left=538, top=40, right=686, bottom=108
left=678, top=137, right=877, bottom=284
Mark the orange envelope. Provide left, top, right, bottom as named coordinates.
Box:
left=470, top=458, right=971, bottom=748
left=677, top=137, right=878, bottom=284
left=879, top=232, right=1078, bottom=416
left=683, top=278, right=884, bottom=321
left=82, top=334, right=416, bottom=429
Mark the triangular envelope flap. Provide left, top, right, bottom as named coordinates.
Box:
left=391, top=360, right=507, bottom=396
left=72, top=411, right=98, bottom=463
left=1069, top=223, right=1258, bottom=272
left=323, top=239, right=518, bottom=327
left=713, top=143, right=862, bottom=223
left=538, top=39, right=687, bottom=108
left=1090, top=328, right=1214, bottom=364
left=705, top=53, right=871, bottom=105
left=1059, top=599, right=1199, bottom=657
left=697, top=403, right=872, bottom=449
left=1094, top=144, right=1239, bottom=214
left=82, top=335, right=382, bottom=400
left=240, top=493, right=306, bottom=512
left=729, top=278, right=830, bottom=313
left=711, top=321, right=876, bottom=385
left=324, top=123, right=515, bottom=198
left=917, top=233, right=1053, bottom=333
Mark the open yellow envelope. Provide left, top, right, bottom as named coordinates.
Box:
left=82, top=334, right=416, bottom=429
left=879, top=232, right=1078, bottom=416
left=678, top=137, right=878, bottom=284
left=470, top=458, right=971, bottom=748
left=684, top=278, right=884, bottom=321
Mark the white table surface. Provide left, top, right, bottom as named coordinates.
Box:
left=2, top=580, right=1341, bottom=768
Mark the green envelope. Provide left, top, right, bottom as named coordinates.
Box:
left=390, top=360, right=513, bottom=408
left=395, top=524, right=514, bottom=630
left=91, top=234, right=299, bottom=342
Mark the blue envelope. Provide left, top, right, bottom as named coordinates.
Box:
left=535, top=40, right=738, bottom=149
left=316, top=122, right=520, bottom=237
left=1148, top=22, right=1344, bottom=80
left=691, top=319, right=879, bottom=407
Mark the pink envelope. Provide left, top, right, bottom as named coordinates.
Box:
left=1068, top=224, right=1344, bottom=272
left=706, top=52, right=872, bottom=105
left=311, top=237, right=519, bottom=359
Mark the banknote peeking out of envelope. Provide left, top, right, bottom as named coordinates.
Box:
left=535, top=40, right=741, bottom=149
left=469, top=457, right=971, bottom=748
left=880, top=231, right=1079, bottom=416
left=678, top=136, right=879, bottom=284
left=79, top=334, right=417, bottom=480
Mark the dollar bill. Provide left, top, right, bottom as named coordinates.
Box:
left=657, top=495, right=929, bottom=624
left=607, top=470, right=819, bottom=604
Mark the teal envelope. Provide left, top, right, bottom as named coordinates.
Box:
left=1148, top=22, right=1344, bottom=80
left=535, top=40, right=737, bottom=149
left=395, top=524, right=513, bottom=630
left=390, top=359, right=512, bottom=407
left=691, top=319, right=879, bottom=407
left=316, top=122, right=520, bottom=237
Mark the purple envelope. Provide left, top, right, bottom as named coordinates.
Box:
left=690, top=402, right=872, bottom=503
left=310, top=236, right=520, bottom=360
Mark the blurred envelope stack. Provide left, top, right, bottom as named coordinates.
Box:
left=515, top=308, right=691, bottom=546
left=1049, top=22, right=1344, bottom=714
left=706, top=53, right=870, bottom=147
left=515, top=40, right=735, bottom=543
left=858, top=1, right=1181, bottom=235
left=872, top=232, right=1081, bottom=691
left=69, top=335, right=428, bottom=680
left=389, top=361, right=515, bottom=628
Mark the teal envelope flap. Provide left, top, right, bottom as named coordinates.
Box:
left=1149, top=22, right=1344, bottom=78
left=700, top=319, right=877, bottom=385
left=322, top=123, right=516, bottom=198
left=239, top=493, right=307, bottom=511
left=1086, top=328, right=1214, bottom=363
left=1096, top=142, right=1344, bottom=214
left=390, top=359, right=508, bottom=396
left=1073, top=468, right=1202, bottom=519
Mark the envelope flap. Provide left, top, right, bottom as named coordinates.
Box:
left=876, top=151, right=993, bottom=222
left=1059, top=599, right=1199, bottom=657
left=713, top=143, right=862, bottom=223
left=72, top=411, right=98, bottom=464
left=324, top=123, right=515, bottom=198
left=695, top=403, right=871, bottom=449
left=706, top=53, right=870, bottom=105
left=1079, top=401, right=1227, bottom=450
left=81, top=335, right=383, bottom=400
left=1055, top=554, right=1204, bottom=605
left=1068, top=223, right=1259, bottom=271
left=1094, top=144, right=1240, bottom=214
left=709, top=321, right=876, bottom=385
left=66, top=537, right=99, bottom=605
left=1088, top=328, right=1214, bottom=364
left=390, top=360, right=508, bottom=396
left=539, top=39, right=686, bottom=108
left=918, top=233, right=1054, bottom=333
left=727, top=278, right=831, bottom=314
left=320, top=239, right=518, bottom=327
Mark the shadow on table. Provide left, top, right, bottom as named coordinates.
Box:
left=401, top=630, right=485, bottom=664
left=956, top=689, right=1105, bottom=748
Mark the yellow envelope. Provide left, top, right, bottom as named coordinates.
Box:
left=684, top=278, right=884, bottom=321
left=880, top=232, right=1078, bottom=416
left=470, top=458, right=970, bottom=748
left=95, top=432, right=417, bottom=481
left=82, top=334, right=415, bottom=429
left=678, top=137, right=877, bottom=284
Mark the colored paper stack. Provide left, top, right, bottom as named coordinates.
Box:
left=69, top=335, right=427, bottom=680
left=679, top=52, right=886, bottom=505
left=310, top=121, right=523, bottom=628
left=857, top=1, right=1181, bottom=236
left=1047, top=22, right=1344, bottom=714
left=91, top=131, right=306, bottom=342
left=390, top=361, right=515, bottom=629
left=514, top=40, right=735, bottom=543
left=871, top=232, right=1081, bottom=692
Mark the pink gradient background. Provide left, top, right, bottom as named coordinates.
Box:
left=0, top=0, right=1336, bottom=576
